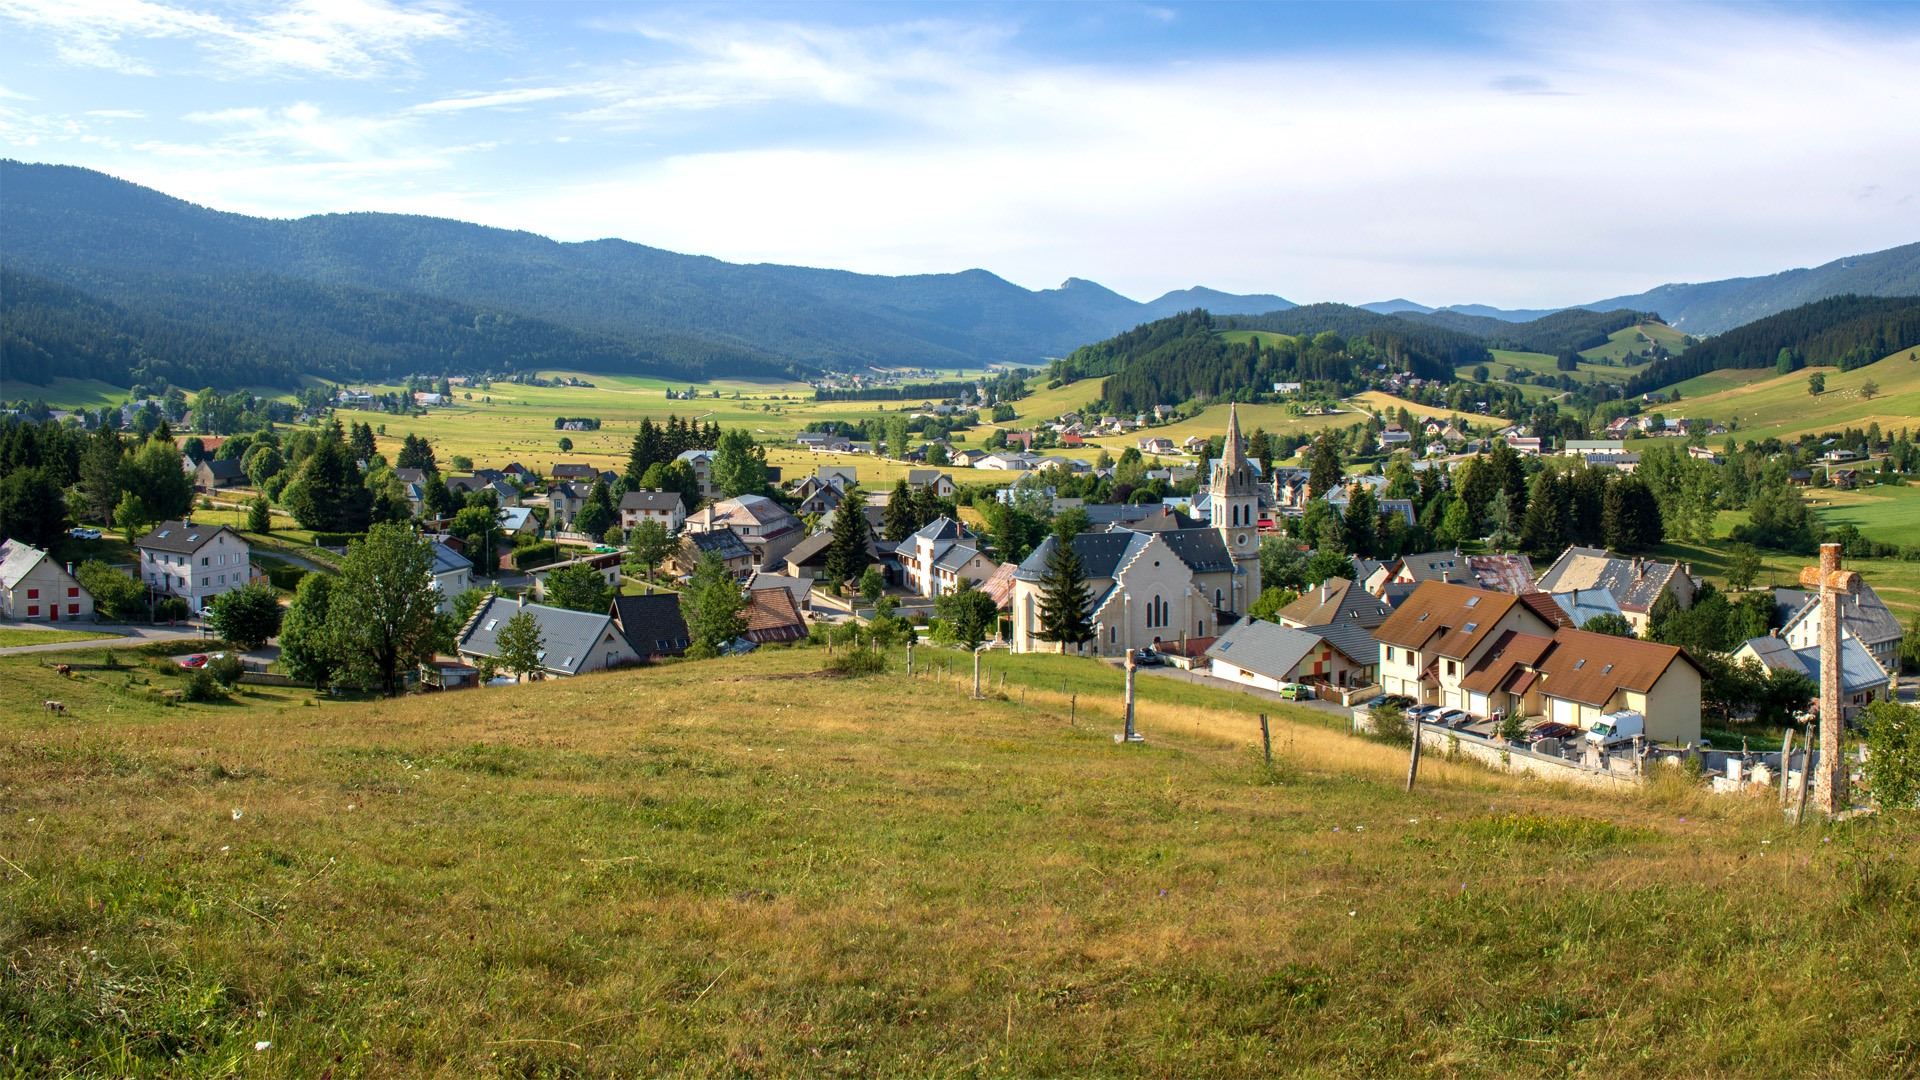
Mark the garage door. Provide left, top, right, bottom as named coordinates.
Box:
left=1550, top=697, right=1578, bottom=727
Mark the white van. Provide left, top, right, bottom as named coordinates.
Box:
left=1585, top=710, right=1645, bottom=747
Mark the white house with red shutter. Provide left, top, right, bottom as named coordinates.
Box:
left=0, top=540, right=93, bottom=621
left=134, top=520, right=255, bottom=615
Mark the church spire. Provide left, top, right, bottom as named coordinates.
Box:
left=1220, top=402, right=1247, bottom=472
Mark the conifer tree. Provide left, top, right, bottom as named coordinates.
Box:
left=823, top=498, right=871, bottom=586
left=883, top=478, right=916, bottom=541
left=1307, top=433, right=1342, bottom=499
left=1036, top=537, right=1093, bottom=653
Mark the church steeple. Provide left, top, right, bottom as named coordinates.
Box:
left=1207, top=401, right=1262, bottom=613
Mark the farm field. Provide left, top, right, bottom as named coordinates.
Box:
left=3, top=642, right=1915, bottom=1077
left=1802, top=484, right=1920, bottom=548
left=1665, top=366, right=1774, bottom=399
left=1674, top=348, right=1920, bottom=444
left=1484, top=348, right=1640, bottom=385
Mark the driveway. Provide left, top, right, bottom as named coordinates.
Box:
left=1121, top=660, right=1357, bottom=720
left=0, top=622, right=211, bottom=657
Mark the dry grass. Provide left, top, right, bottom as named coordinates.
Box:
left=4, top=645, right=1918, bottom=1078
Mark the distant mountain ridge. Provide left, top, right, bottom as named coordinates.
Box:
left=0, top=160, right=1296, bottom=383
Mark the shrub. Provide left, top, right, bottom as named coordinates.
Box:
left=825, top=649, right=886, bottom=676
left=153, top=598, right=190, bottom=622
left=183, top=669, right=223, bottom=702
left=311, top=532, right=367, bottom=548
left=513, top=540, right=560, bottom=569
left=208, top=655, right=245, bottom=687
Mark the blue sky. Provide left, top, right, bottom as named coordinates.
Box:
left=3, top=1, right=1918, bottom=308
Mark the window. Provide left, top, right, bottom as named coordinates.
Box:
left=485, top=619, right=498, bottom=631
left=26, top=589, right=36, bottom=599
left=1575, top=659, right=1586, bottom=669
left=1385, top=647, right=1395, bottom=662
left=1463, top=623, right=1478, bottom=634
left=1108, top=624, right=1117, bottom=643
left=68, top=604, right=78, bottom=615
left=1446, top=660, right=1456, bottom=676
left=27, top=606, right=37, bottom=616
left=201, top=577, right=209, bottom=586
left=68, top=587, right=78, bottom=597
left=1464, top=596, right=1479, bottom=608
left=1602, top=663, right=1613, bottom=674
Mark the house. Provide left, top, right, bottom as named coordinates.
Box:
left=898, top=517, right=998, bottom=597
left=0, top=541, right=92, bottom=621
left=1138, top=437, right=1177, bottom=455
left=1549, top=587, right=1624, bottom=630
left=1775, top=583, right=1903, bottom=672
left=1787, top=470, right=1814, bottom=486
left=1380, top=428, right=1413, bottom=449
left=669, top=529, right=754, bottom=579
left=811, top=465, right=859, bottom=491
left=1534, top=546, right=1695, bottom=635
left=1386, top=551, right=1537, bottom=594
left=547, top=482, right=593, bottom=529
left=502, top=463, right=534, bottom=483
left=1372, top=581, right=1569, bottom=710
left=392, top=467, right=428, bottom=485
left=743, top=587, right=808, bottom=644
left=418, top=658, right=479, bottom=691
left=552, top=463, right=598, bottom=481
left=1206, top=617, right=1374, bottom=692
left=484, top=480, right=522, bottom=508
left=675, top=449, right=718, bottom=497
left=528, top=551, right=624, bottom=603
left=746, top=572, right=812, bottom=612
left=1276, top=577, right=1395, bottom=630
left=683, top=494, right=804, bottom=567
left=618, top=489, right=687, bottom=532
left=1563, top=440, right=1626, bottom=456
left=193, top=458, right=248, bottom=493
left=134, top=520, right=255, bottom=615
left=780, top=529, right=880, bottom=581
left=456, top=595, right=639, bottom=678
left=789, top=476, right=845, bottom=517
left=906, top=470, right=956, bottom=497
left=1830, top=468, right=1859, bottom=490
left=1459, top=627, right=1704, bottom=744
left=430, top=542, right=474, bottom=614
left=497, top=507, right=540, bottom=540
left=1183, top=435, right=1211, bottom=453
left=1733, top=633, right=1892, bottom=721
left=609, top=593, right=690, bottom=659
left=1505, top=436, right=1544, bottom=456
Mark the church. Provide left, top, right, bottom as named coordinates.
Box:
left=1008, top=405, right=1263, bottom=654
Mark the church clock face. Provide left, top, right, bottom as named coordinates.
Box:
left=1237, top=533, right=1247, bottom=545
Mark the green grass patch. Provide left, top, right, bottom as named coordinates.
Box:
left=1460, top=812, right=1655, bottom=847
left=0, top=627, right=120, bottom=647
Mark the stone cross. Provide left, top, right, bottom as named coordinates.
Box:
left=1798, top=542, right=1859, bottom=815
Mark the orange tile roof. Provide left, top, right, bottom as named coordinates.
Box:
left=1533, top=628, right=1696, bottom=707
left=1459, top=630, right=1554, bottom=695
left=1370, top=580, right=1522, bottom=658
left=743, top=587, right=806, bottom=642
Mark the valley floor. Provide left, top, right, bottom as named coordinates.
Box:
left=3, top=643, right=1915, bottom=1078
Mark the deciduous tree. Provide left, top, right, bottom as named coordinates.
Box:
left=325, top=523, right=442, bottom=696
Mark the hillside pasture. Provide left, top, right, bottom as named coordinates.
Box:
left=2, top=643, right=1915, bottom=1077
left=1579, top=321, right=1688, bottom=364
left=1677, top=348, right=1920, bottom=444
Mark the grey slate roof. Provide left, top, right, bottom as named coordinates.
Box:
left=201, top=459, right=246, bottom=480
left=1153, top=529, right=1235, bottom=574
left=909, top=516, right=969, bottom=542
left=931, top=543, right=984, bottom=573
left=1551, top=587, right=1622, bottom=628
left=619, top=489, right=684, bottom=512
left=609, top=593, right=690, bottom=656
left=1395, top=550, right=1471, bottom=585
left=1204, top=618, right=1323, bottom=680
left=1779, top=583, right=1904, bottom=648
left=1739, top=632, right=1889, bottom=696
left=1310, top=620, right=1381, bottom=667
left=458, top=595, right=629, bottom=677
left=686, top=529, right=752, bottom=562
left=1013, top=532, right=1142, bottom=582
left=0, top=539, right=48, bottom=589
left=136, top=520, right=238, bottom=555
left=431, top=541, right=472, bottom=575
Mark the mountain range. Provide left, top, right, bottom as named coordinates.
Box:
left=2, top=159, right=1918, bottom=388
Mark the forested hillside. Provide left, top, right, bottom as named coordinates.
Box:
left=0, top=161, right=1290, bottom=379
left=1623, top=295, right=1920, bottom=396
left=1224, top=304, right=1495, bottom=370
left=1048, top=308, right=1473, bottom=414
left=1408, top=307, right=1663, bottom=355
left=1584, top=241, right=1920, bottom=334
left=0, top=266, right=779, bottom=390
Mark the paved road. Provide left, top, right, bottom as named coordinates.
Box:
left=1121, top=660, right=1357, bottom=720
left=0, top=622, right=211, bottom=656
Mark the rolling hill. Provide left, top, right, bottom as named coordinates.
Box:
left=1585, top=242, right=1920, bottom=335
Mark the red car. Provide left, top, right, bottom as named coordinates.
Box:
left=178, top=654, right=209, bottom=669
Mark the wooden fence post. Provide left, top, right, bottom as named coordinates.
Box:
left=1260, top=713, right=1271, bottom=764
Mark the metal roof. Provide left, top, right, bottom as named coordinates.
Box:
left=1203, top=618, right=1323, bottom=680
left=136, top=520, right=238, bottom=555
left=609, top=593, right=689, bottom=656
left=0, top=539, right=50, bottom=589
left=457, top=595, right=628, bottom=677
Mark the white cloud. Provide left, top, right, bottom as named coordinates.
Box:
left=0, top=0, right=472, bottom=79
left=85, top=108, right=144, bottom=117
left=2, top=3, right=1915, bottom=308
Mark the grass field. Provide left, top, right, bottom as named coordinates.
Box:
left=3, top=640, right=1915, bottom=1077
left=0, top=626, right=120, bottom=647
left=1579, top=321, right=1689, bottom=364
left=1677, top=348, right=1920, bottom=444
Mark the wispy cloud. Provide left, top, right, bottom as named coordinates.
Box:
left=0, top=0, right=473, bottom=78
left=85, top=107, right=144, bottom=117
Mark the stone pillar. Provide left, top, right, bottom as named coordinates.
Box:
left=1123, top=655, right=1138, bottom=741
left=1815, top=543, right=1849, bottom=814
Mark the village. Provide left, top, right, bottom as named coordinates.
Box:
left=3, top=400, right=1898, bottom=816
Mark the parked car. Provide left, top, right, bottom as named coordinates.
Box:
left=1133, top=648, right=1162, bottom=666
left=67, top=527, right=102, bottom=540
left=1405, top=704, right=1442, bottom=721
left=1279, top=683, right=1314, bottom=701
left=1380, top=695, right=1416, bottom=710
left=178, top=654, right=209, bottom=668
left=1437, top=709, right=1472, bottom=728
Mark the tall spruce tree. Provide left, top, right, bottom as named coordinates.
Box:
left=1519, top=471, right=1569, bottom=558
left=883, top=478, right=916, bottom=541
left=1343, top=483, right=1378, bottom=557
left=1036, top=536, right=1094, bottom=653
left=823, top=498, right=871, bottom=586
left=1307, top=433, right=1342, bottom=499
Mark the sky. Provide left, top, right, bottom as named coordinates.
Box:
left=2, top=1, right=1918, bottom=309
